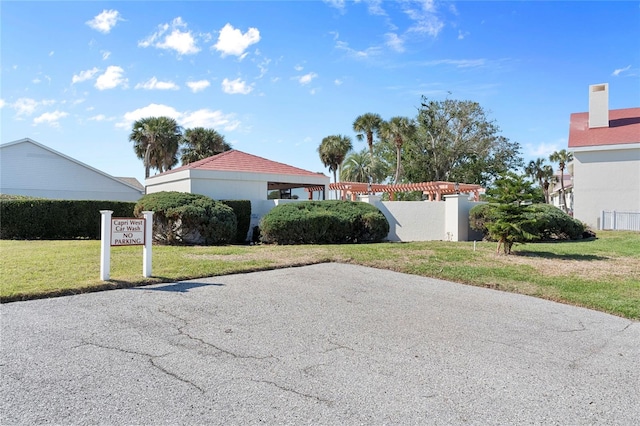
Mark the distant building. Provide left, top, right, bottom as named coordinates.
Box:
left=0, top=138, right=144, bottom=201
left=568, top=84, right=640, bottom=229
left=548, top=173, right=573, bottom=213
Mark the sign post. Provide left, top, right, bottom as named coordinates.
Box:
left=100, top=210, right=113, bottom=281
left=100, top=210, right=154, bottom=280
left=143, top=211, right=153, bottom=277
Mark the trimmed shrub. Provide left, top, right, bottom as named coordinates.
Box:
left=470, top=202, right=586, bottom=242
left=0, top=199, right=135, bottom=240
left=221, top=200, right=251, bottom=243
left=259, top=201, right=389, bottom=244
left=134, top=192, right=236, bottom=245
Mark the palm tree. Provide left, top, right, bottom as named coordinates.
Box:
left=181, top=127, right=231, bottom=165
left=549, top=149, right=574, bottom=213
left=380, top=116, right=417, bottom=183
left=318, top=135, right=353, bottom=199
left=341, top=149, right=387, bottom=183
left=541, top=164, right=555, bottom=205
left=129, top=117, right=183, bottom=178
left=525, top=157, right=551, bottom=203
left=353, top=113, right=382, bottom=157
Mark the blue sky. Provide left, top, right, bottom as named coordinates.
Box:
left=2, top=1, right=639, bottom=185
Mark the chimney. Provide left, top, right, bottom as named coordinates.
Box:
left=589, top=83, right=609, bottom=128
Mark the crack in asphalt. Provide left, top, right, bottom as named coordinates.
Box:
left=251, top=379, right=333, bottom=406
left=558, top=320, right=587, bottom=333
left=78, top=340, right=204, bottom=393
left=158, top=307, right=275, bottom=361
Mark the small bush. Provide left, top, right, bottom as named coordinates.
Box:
left=470, top=202, right=586, bottom=242
left=134, top=192, right=236, bottom=245
left=259, top=201, right=389, bottom=244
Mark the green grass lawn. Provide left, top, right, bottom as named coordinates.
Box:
left=1, top=231, right=638, bottom=320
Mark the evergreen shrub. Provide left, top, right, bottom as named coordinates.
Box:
left=134, top=192, right=236, bottom=245
left=470, top=202, right=586, bottom=242
left=259, top=201, right=389, bottom=244
left=0, top=199, right=135, bottom=239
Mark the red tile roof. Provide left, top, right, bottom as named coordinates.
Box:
left=569, top=107, right=640, bottom=148
left=157, top=150, right=326, bottom=177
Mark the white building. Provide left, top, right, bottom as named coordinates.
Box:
left=568, top=84, right=640, bottom=230
left=145, top=149, right=330, bottom=233
left=0, top=138, right=144, bottom=201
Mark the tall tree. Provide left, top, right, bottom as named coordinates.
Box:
left=379, top=116, right=417, bottom=184
left=181, top=127, right=231, bottom=165
left=340, top=149, right=387, bottom=183
left=129, top=116, right=182, bottom=178
left=318, top=135, right=353, bottom=199
left=549, top=149, right=574, bottom=213
left=485, top=172, right=537, bottom=255
left=404, top=97, right=522, bottom=186
left=525, top=158, right=554, bottom=203
left=353, top=113, right=383, bottom=156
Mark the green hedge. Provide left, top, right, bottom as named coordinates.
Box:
left=221, top=200, right=251, bottom=243
left=134, top=192, right=236, bottom=245
left=0, top=200, right=136, bottom=239
left=259, top=201, right=389, bottom=244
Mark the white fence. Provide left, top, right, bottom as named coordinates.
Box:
left=251, top=194, right=484, bottom=242
left=600, top=211, right=640, bottom=231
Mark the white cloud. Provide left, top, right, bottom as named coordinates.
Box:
left=0, top=99, right=5, bottom=109
left=88, top=114, right=110, bottom=121
left=294, top=64, right=304, bottom=72
left=101, top=50, right=111, bottom=60
left=12, top=98, right=54, bottom=116
left=72, top=67, right=100, bottom=84
left=323, top=0, right=346, bottom=11
left=297, top=72, right=318, bottom=85
left=403, top=0, right=444, bottom=37
left=86, top=10, right=123, bottom=34
left=181, top=109, right=240, bottom=131
left=186, top=80, right=211, bottom=93
left=135, top=77, right=179, bottom=90
left=117, top=104, right=240, bottom=132
left=49, top=51, right=54, bottom=57
left=214, top=23, right=260, bottom=57
left=33, top=110, right=68, bottom=127
left=385, top=33, right=405, bottom=52
left=139, top=17, right=200, bottom=55
left=95, top=66, right=127, bottom=90
left=334, top=79, right=343, bottom=86
left=221, top=78, right=253, bottom=95
left=335, top=39, right=382, bottom=59
left=612, top=65, right=631, bottom=76
left=117, top=103, right=182, bottom=129
left=458, top=30, right=469, bottom=40
left=524, top=140, right=563, bottom=159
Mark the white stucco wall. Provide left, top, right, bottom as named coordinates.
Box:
left=373, top=200, right=446, bottom=242
left=572, top=144, right=640, bottom=229
left=1, top=140, right=143, bottom=201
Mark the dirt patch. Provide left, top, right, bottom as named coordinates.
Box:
left=494, top=254, right=640, bottom=281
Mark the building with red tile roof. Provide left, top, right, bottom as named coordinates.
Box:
left=568, top=84, right=640, bottom=230
left=145, top=150, right=330, bottom=239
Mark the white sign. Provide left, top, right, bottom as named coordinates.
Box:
left=111, top=218, right=145, bottom=246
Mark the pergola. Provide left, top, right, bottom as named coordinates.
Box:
left=305, top=181, right=483, bottom=201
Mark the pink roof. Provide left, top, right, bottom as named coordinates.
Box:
left=569, top=107, right=640, bottom=148
left=157, top=150, right=325, bottom=177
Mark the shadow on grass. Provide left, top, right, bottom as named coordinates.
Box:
left=129, top=281, right=224, bottom=293
left=514, top=251, right=608, bottom=261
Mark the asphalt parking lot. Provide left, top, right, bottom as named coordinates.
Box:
left=1, top=263, right=639, bottom=425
